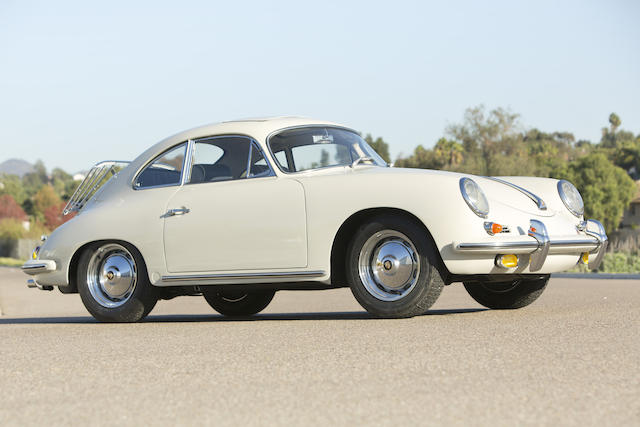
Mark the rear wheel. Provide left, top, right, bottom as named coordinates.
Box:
left=346, top=215, right=444, bottom=318
left=202, top=288, right=275, bottom=317
left=77, top=242, right=157, bottom=322
left=463, top=276, right=549, bottom=309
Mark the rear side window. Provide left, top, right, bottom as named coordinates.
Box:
left=135, top=143, right=186, bottom=189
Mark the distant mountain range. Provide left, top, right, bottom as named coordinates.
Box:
left=0, top=159, right=34, bottom=177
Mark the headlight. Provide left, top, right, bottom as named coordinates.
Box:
left=557, top=180, right=584, bottom=217
left=459, top=177, right=489, bottom=218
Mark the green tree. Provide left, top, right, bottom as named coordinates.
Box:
left=524, top=129, right=583, bottom=177
left=556, top=153, right=636, bottom=231
left=21, top=160, right=48, bottom=197
left=364, top=134, right=391, bottom=163
left=51, top=168, right=77, bottom=200
left=432, top=138, right=465, bottom=170
left=446, top=105, right=526, bottom=176
left=597, top=113, right=639, bottom=178
left=395, top=145, right=437, bottom=169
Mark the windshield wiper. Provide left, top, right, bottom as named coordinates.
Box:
left=350, top=156, right=374, bottom=168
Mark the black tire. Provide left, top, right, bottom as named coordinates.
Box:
left=463, top=276, right=549, bottom=309
left=346, top=215, right=444, bottom=318
left=77, top=242, right=158, bottom=322
left=202, top=288, right=275, bottom=317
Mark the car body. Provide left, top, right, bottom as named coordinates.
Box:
left=22, top=117, right=608, bottom=321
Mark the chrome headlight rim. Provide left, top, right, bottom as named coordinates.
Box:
left=459, top=177, right=490, bottom=218
left=557, top=179, right=584, bottom=217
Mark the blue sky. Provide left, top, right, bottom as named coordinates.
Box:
left=1, top=0, right=639, bottom=172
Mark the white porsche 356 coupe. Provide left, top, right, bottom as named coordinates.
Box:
left=22, top=117, right=607, bottom=322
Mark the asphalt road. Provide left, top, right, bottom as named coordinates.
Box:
left=0, top=267, right=638, bottom=426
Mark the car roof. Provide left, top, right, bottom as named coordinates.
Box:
left=127, top=117, right=354, bottom=175
left=160, top=116, right=350, bottom=149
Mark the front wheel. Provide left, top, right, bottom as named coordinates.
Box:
left=202, top=288, right=275, bottom=317
left=463, top=276, right=549, bottom=309
left=77, top=242, right=158, bottom=322
left=346, top=215, right=444, bottom=318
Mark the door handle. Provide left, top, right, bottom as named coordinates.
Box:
left=167, top=207, right=190, bottom=216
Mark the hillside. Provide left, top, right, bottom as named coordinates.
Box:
left=0, top=159, right=34, bottom=177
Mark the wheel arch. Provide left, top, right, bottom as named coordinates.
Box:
left=329, top=207, right=450, bottom=286
left=65, top=239, right=150, bottom=294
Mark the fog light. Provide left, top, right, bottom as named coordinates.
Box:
left=579, top=252, right=589, bottom=265
left=31, top=246, right=41, bottom=260
left=496, top=254, right=519, bottom=269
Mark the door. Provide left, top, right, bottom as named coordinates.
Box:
left=162, top=136, right=307, bottom=273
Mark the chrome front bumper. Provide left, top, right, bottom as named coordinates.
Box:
left=454, top=219, right=608, bottom=272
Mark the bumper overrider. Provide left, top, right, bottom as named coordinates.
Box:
left=453, top=219, right=608, bottom=272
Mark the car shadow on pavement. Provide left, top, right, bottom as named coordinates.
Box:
left=0, top=308, right=487, bottom=324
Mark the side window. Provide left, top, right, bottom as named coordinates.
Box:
left=135, top=143, right=186, bottom=189
left=188, top=137, right=250, bottom=184
left=249, top=142, right=273, bottom=178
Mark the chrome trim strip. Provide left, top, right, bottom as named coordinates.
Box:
left=455, top=238, right=600, bottom=253
left=246, top=141, right=253, bottom=177
left=162, top=270, right=326, bottom=282
left=456, top=241, right=540, bottom=251
left=486, top=176, right=547, bottom=211
left=182, top=139, right=195, bottom=185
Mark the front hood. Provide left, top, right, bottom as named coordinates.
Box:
left=353, top=167, right=557, bottom=217
left=475, top=176, right=556, bottom=217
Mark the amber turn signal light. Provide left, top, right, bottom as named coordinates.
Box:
left=496, top=254, right=519, bottom=269
left=484, top=222, right=507, bottom=235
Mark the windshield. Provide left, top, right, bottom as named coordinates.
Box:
left=268, top=127, right=387, bottom=173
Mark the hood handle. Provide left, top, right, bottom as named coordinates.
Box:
left=485, top=176, right=547, bottom=211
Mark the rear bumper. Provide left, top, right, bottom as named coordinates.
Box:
left=453, top=219, right=608, bottom=271
left=21, top=260, right=57, bottom=275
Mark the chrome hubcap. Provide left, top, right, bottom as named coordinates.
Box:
left=87, top=244, right=137, bottom=308
left=358, top=230, right=420, bottom=301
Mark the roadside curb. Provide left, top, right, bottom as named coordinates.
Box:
left=552, top=273, right=640, bottom=280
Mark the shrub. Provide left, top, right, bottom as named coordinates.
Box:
left=0, top=218, right=25, bottom=240
left=600, top=250, right=640, bottom=273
